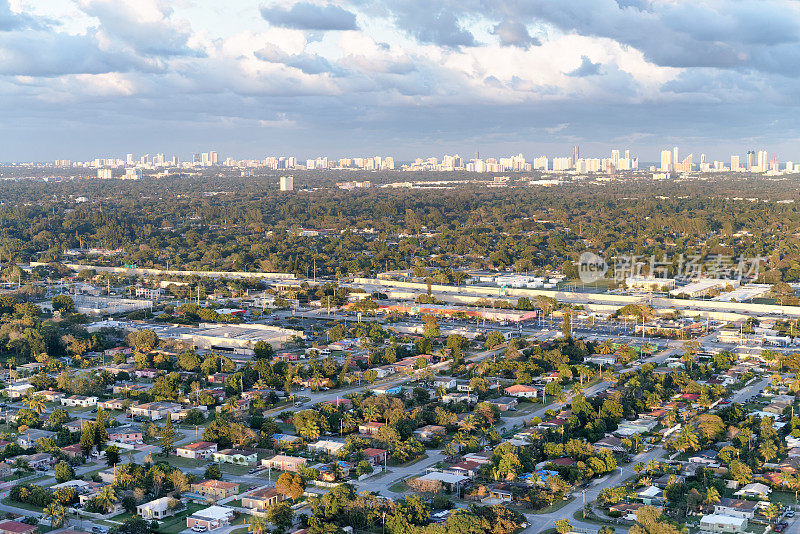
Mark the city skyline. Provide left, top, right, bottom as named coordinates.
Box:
left=2, top=1, right=800, bottom=160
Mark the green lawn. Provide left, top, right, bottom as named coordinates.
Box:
left=388, top=479, right=407, bottom=493
left=226, top=499, right=243, bottom=508
left=155, top=503, right=204, bottom=534
left=768, top=491, right=798, bottom=505
left=530, top=496, right=574, bottom=515
left=219, top=462, right=257, bottom=476
left=163, top=455, right=206, bottom=469
left=388, top=454, right=428, bottom=468
left=1, top=497, right=44, bottom=513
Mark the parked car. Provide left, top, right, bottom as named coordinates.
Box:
left=191, top=525, right=207, bottom=532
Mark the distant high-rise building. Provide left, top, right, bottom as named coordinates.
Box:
left=757, top=150, right=768, bottom=172
left=280, top=176, right=294, bottom=191
left=126, top=153, right=133, bottom=165
left=573, top=146, right=579, bottom=167
left=209, top=151, right=218, bottom=165
left=533, top=156, right=548, bottom=171
left=731, top=155, right=740, bottom=171
left=660, top=150, right=672, bottom=172
left=611, top=149, right=620, bottom=170
left=97, top=168, right=112, bottom=179
left=746, top=150, right=755, bottom=170
left=673, top=147, right=679, bottom=171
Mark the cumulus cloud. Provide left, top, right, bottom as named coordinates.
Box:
left=77, top=0, right=202, bottom=57
left=0, top=0, right=47, bottom=31
left=492, top=20, right=540, bottom=48
left=255, top=44, right=337, bottom=75
left=260, top=2, right=358, bottom=31
left=566, top=56, right=601, bottom=77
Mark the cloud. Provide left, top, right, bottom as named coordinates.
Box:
left=566, top=56, right=601, bottom=77
left=492, top=20, right=540, bottom=48
left=389, top=6, right=477, bottom=48
left=77, top=0, right=202, bottom=57
left=255, top=44, right=336, bottom=75
left=0, top=30, right=148, bottom=77
left=0, top=0, right=50, bottom=31
left=260, top=2, right=358, bottom=31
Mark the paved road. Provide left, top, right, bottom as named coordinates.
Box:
left=523, top=446, right=668, bottom=534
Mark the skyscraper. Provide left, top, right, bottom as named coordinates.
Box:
left=746, top=150, right=755, bottom=170
left=573, top=146, right=579, bottom=168
left=280, top=176, right=294, bottom=191
left=731, top=155, right=740, bottom=171
left=673, top=147, right=679, bottom=171
left=660, top=150, right=672, bottom=172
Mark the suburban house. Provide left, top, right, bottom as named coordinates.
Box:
left=177, top=441, right=218, bottom=459
left=98, top=398, right=127, bottom=410
left=0, top=520, right=37, bottom=534
left=504, top=384, right=539, bottom=398
left=137, top=496, right=177, bottom=520
left=442, top=393, right=478, bottom=404
left=129, top=401, right=183, bottom=420
left=593, top=435, right=626, bottom=453
left=17, top=428, right=56, bottom=448
left=241, top=488, right=284, bottom=511
left=734, top=482, right=771, bottom=499
left=23, top=452, right=56, bottom=469
left=358, top=422, right=385, bottom=435
left=699, top=515, right=748, bottom=534
left=369, top=383, right=401, bottom=395
left=60, top=395, right=98, bottom=407
left=714, top=498, right=758, bottom=519
left=433, top=377, right=457, bottom=390
left=413, top=425, right=446, bottom=441
left=186, top=506, right=235, bottom=531
left=62, top=444, right=84, bottom=458
left=5, top=383, right=34, bottom=399
left=485, top=397, right=518, bottom=412
left=108, top=425, right=143, bottom=444
left=64, top=418, right=93, bottom=433
left=307, top=440, right=346, bottom=456
left=363, top=448, right=387, bottom=467
left=262, top=454, right=307, bottom=472
left=36, top=390, right=65, bottom=402
left=190, top=480, right=240, bottom=501
left=213, top=448, right=258, bottom=465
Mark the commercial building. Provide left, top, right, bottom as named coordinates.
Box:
left=181, top=323, right=306, bottom=354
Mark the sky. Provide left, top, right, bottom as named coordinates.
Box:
left=2, top=0, right=800, bottom=162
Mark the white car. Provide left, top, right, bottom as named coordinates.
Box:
left=191, top=525, right=207, bottom=532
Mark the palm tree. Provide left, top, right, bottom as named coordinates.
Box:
left=704, top=487, right=721, bottom=511
left=248, top=514, right=268, bottom=534
left=459, top=415, right=477, bottom=434
left=96, top=485, right=117, bottom=513
left=23, top=395, right=45, bottom=415
left=43, top=502, right=65, bottom=527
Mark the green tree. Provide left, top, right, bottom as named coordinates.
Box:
left=484, top=331, right=505, bottom=349
left=54, top=462, right=74, bottom=483
left=52, top=295, right=75, bottom=314
left=204, top=464, right=221, bottom=480
left=555, top=519, right=573, bottom=534
left=159, top=416, right=177, bottom=456
left=43, top=502, right=66, bottom=528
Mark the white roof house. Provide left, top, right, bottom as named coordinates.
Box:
left=699, top=514, right=748, bottom=533
left=307, top=440, right=346, bottom=455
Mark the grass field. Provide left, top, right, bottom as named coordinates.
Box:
left=155, top=502, right=205, bottom=534
left=388, top=454, right=428, bottom=468
left=530, top=496, right=574, bottom=515
left=0, top=497, right=44, bottom=513
left=163, top=455, right=206, bottom=469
